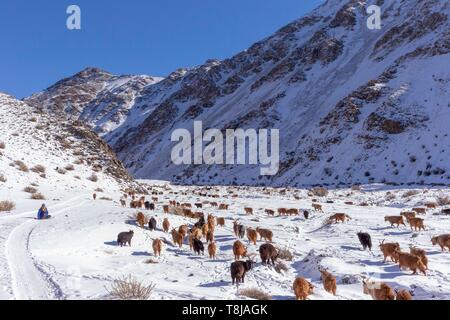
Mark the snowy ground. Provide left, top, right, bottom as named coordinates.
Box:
left=1, top=182, right=450, bottom=300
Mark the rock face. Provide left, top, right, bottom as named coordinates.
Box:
left=24, top=0, right=450, bottom=187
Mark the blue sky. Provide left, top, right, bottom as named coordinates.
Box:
left=0, top=0, right=323, bottom=98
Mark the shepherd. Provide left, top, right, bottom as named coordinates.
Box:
left=37, top=204, right=50, bottom=220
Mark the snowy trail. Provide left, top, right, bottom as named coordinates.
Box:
left=3, top=196, right=88, bottom=300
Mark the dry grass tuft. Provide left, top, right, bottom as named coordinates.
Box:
left=311, top=187, right=328, bottom=197
left=14, top=160, right=29, bottom=172
left=239, top=288, right=272, bottom=300
left=0, top=200, right=16, bottom=212
left=402, top=190, right=420, bottom=198
left=107, top=275, right=155, bottom=300
left=24, top=186, right=38, bottom=194
left=274, top=261, right=289, bottom=274
left=88, top=174, right=99, bottom=182
left=31, top=193, right=46, bottom=200
left=31, top=165, right=46, bottom=174
left=277, top=248, right=294, bottom=261
left=65, top=164, right=75, bottom=171
left=436, top=195, right=450, bottom=206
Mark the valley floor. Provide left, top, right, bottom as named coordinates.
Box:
left=1, top=183, right=450, bottom=300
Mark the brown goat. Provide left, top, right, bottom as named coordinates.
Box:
left=208, top=242, right=217, bottom=259
left=379, top=241, right=401, bottom=263
left=136, top=212, right=146, bottom=228
left=293, top=277, right=314, bottom=300
left=278, top=208, right=287, bottom=216
left=163, top=205, right=170, bottom=214
left=328, top=213, right=351, bottom=224
left=400, top=211, right=416, bottom=220
left=409, top=246, right=428, bottom=270
left=178, top=225, right=189, bottom=238
left=406, top=217, right=425, bottom=231
left=412, top=207, right=426, bottom=215
left=152, top=239, right=163, bottom=257
left=384, top=216, right=405, bottom=228
left=219, top=204, right=229, bottom=210
left=431, top=234, right=450, bottom=251
left=312, top=204, right=323, bottom=212
left=244, top=207, right=254, bottom=215
left=256, top=227, right=273, bottom=242
left=206, top=230, right=215, bottom=244
left=266, top=209, right=275, bottom=216
left=247, top=228, right=258, bottom=246
left=216, top=217, right=225, bottom=227
left=319, top=269, right=337, bottom=296
left=397, top=251, right=427, bottom=275
left=202, top=224, right=210, bottom=238
left=425, top=203, right=437, bottom=210
left=171, top=229, right=183, bottom=248
left=396, top=289, right=413, bottom=300
left=162, top=218, right=170, bottom=233
left=363, top=281, right=395, bottom=300
left=233, top=241, right=247, bottom=260
left=287, top=208, right=299, bottom=216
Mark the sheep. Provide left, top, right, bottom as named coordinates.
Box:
left=379, top=240, right=401, bottom=263
left=195, top=203, right=203, bottom=209
left=319, top=269, right=337, bottom=296
left=216, top=217, right=225, bottom=227
left=362, top=281, right=395, bottom=300
left=148, top=217, right=157, bottom=231
left=406, top=217, right=425, bottom=231
left=256, top=227, right=273, bottom=242
left=208, top=242, right=217, bottom=259
left=328, top=213, right=351, bottom=224
left=431, top=234, right=450, bottom=251
left=287, top=208, right=299, bottom=216
left=293, top=277, right=314, bottom=300
left=230, top=260, right=254, bottom=286
left=412, top=207, right=426, bottom=215
left=384, top=216, right=405, bottom=228
left=395, top=289, right=413, bottom=300
left=247, top=228, right=258, bottom=246
left=357, top=232, right=372, bottom=252
left=152, top=239, right=163, bottom=257
left=397, top=251, right=427, bottom=275
left=136, top=212, right=146, bottom=228
left=171, top=229, right=183, bottom=248
left=162, top=218, right=170, bottom=233
left=278, top=208, right=287, bottom=216
left=409, top=246, right=428, bottom=270
left=259, top=243, right=278, bottom=265
left=265, top=209, right=275, bottom=216
left=312, top=204, right=323, bottom=212
left=117, top=231, right=134, bottom=247
left=193, top=238, right=204, bottom=255
left=233, top=241, right=247, bottom=260
left=244, top=207, right=254, bottom=215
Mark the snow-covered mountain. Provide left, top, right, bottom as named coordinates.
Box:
left=0, top=93, right=143, bottom=203
left=25, top=0, right=450, bottom=187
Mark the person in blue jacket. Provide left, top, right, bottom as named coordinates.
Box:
left=37, top=204, right=49, bottom=220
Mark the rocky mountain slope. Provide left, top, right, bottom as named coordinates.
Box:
left=0, top=93, right=143, bottom=203
left=24, top=0, right=450, bottom=187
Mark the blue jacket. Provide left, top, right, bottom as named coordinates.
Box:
left=37, top=208, right=48, bottom=220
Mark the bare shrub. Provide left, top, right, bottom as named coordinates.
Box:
left=385, top=193, right=396, bottom=201
left=95, top=188, right=104, bottom=192
left=65, top=164, right=75, bottom=171
left=57, top=168, right=67, bottom=175
left=311, top=187, right=328, bottom=197
left=31, top=165, right=46, bottom=174
left=88, top=174, right=98, bottom=182
left=0, top=174, right=6, bottom=183
left=107, top=275, right=155, bottom=300
left=74, top=158, right=84, bottom=165
left=239, top=288, right=272, bottom=300
left=74, top=175, right=81, bottom=180
left=0, top=141, right=5, bottom=149
left=436, top=195, right=450, bottom=206
left=274, top=261, right=288, bottom=274
left=14, top=160, right=29, bottom=172
left=100, top=197, right=112, bottom=201
left=402, top=190, right=419, bottom=198
left=29, top=117, right=37, bottom=122
left=277, top=248, right=294, bottom=261
left=40, top=173, right=46, bottom=179
left=144, top=259, right=159, bottom=264
left=0, top=201, right=16, bottom=212
left=23, top=186, right=38, bottom=194
left=12, top=132, right=19, bottom=137
left=31, top=193, right=46, bottom=200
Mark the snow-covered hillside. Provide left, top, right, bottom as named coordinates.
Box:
left=24, top=0, right=450, bottom=187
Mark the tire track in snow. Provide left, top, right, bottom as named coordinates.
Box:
left=4, top=197, right=88, bottom=300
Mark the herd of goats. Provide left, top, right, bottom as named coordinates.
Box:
left=99, top=186, right=450, bottom=301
